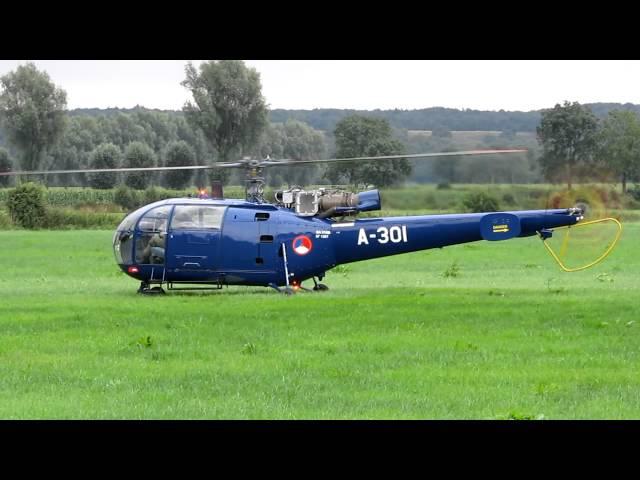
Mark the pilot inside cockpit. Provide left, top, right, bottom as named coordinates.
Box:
left=143, top=232, right=166, bottom=264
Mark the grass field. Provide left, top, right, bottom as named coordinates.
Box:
left=0, top=223, right=638, bottom=419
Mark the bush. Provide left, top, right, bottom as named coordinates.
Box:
left=88, top=143, right=121, bottom=189
left=502, top=192, right=516, bottom=205
left=164, top=140, right=195, bottom=189
left=143, top=186, right=163, bottom=205
left=0, top=208, right=12, bottom=229
left=124, top=142, right=156, bottom=190
left=114, top=184, right=141, bottom=211
left=437, top=182, right=451, bottom=190
left=0, top=148, right=13, bottom=188
left=7, top=182, right=47, bottom=229
left=462, top=191, right=500, bottom=213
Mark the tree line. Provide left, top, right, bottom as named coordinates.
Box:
left=270, top=103, right=640, bottom=134
left=0, top=62, right=639, bottom=192
left=0, top=62, right=328, bottom=189
left=47, top=101, right=640, bottom=134
left=537, top=101, right=640, bottom=192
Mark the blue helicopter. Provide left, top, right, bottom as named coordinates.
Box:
left=1, top=150, right=597, bottom=294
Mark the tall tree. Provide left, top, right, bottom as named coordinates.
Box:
left=536, top=101, right=599, bottom=190
left=0, top=147, right=13, bottom=187
left=0, top=63, right=68, bottom=172
left=432, top=147, right=461, bottom=184
left=49, top=115, right=103, bottom=186
left=255, top=120, right=326, bottom=186
left=326, top=115, right=410, bottom=187
left=123, top=141, right=156, bottom=189
left=88, top=143, right=121, bottom=189
left=163, top=140, right=195, bottom=189
left=598, top=110, right=640, bottom=193
left=182, top=61, right=268, bottom=183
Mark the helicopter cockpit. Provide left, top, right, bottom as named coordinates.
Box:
left=112, top=200, right=228, bottom=273
left=113, top=202, right=170, bottom=267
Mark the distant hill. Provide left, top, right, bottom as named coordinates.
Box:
left=68, top=103, right=640, bottom=133
left=269, top=108, right=541, bottom=132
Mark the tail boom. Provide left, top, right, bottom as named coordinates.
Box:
left=332, top=208, right=580, bottom=264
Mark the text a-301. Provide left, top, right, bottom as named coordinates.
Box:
left=357, top=226, right=408, bottom=245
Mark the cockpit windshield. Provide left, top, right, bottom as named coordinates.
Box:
left=113, top=203, right=170, bottom=265
left=112, top=202, right=226, bottom=266
left=135, top=206, right=172, bottom=265
left=116, top=208, right=145, bottom=233
left=113, top=229, right=134, bottom=264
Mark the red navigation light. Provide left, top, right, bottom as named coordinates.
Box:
left=128, top=266, right=139, bottom=274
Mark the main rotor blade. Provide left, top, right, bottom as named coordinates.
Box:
left=0, top=149, right=528, bottom=177
left=0, top=162, right=243, bottom=177
left=260, top=149, right=528, bottom=166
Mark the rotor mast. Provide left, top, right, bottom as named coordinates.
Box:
left=244, top=157, right=267, bottom=203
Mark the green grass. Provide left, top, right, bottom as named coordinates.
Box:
left=0, top=223, right=638, bottom=419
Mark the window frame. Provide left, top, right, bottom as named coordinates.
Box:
left=137, top=205, right=173, bottom=233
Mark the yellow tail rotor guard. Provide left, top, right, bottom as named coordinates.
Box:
left=539, top=218, right=623, bottom=272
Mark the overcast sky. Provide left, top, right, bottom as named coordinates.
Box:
left=1, top=60, right=640, bottom=112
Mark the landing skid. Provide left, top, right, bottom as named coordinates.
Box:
left=268, top=278, right=329, bottom=295
left=268, top=283, right=295, bottom=295
left=137, top=279, right=328, bottom=296
left=138, top=282, right=166, bottom=295
left=312, top=277, right=329, bottom=292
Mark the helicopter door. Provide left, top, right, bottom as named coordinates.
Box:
left=166, top=205, right=226, bottom=276
left=256, top=211, right=279, bottom=273
left=218, top=208, right=280, bottom=283
left=134, top=205, right=171, bottom=281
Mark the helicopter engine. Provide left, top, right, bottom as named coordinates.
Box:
left=274, top=188, right=381, bottom=218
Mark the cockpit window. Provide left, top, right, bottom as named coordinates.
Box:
left=116, top=208, right=144, bottom=233
left=138, top=205, right=172, bottom=233
left=114, top=207, right=147, bottom=265
left=113, top=204, right=171, bottom=266
left=170, top=206, right=226, bottom=230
